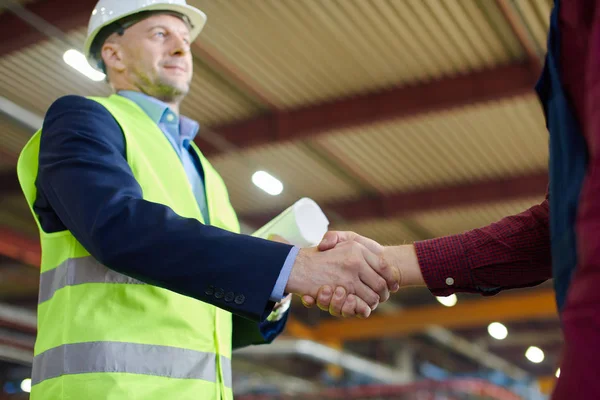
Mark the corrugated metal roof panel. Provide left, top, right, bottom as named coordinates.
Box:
left=0, top=115, right=31, bottom=157
left=410, top=196, right=546, bottom=238
left=477, top=0, right=526, bottom=59
left=0, top=28, right=110, bottom=116
left=181, top=59, right=262, bottom=125
left=314, top=93, right=548, bottom=193
left=515, top=0, right=553, bottom=54
left=192, top=0, right=524, bottom=109
left=0, top=194, right=36, bottom=237
left=0, top=0, right=37, bottom=14
left=210, top=141, right=362, bottom=215
left=209, top=153, right=298, bottom=217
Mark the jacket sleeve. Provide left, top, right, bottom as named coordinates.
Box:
left=414, top=193, right=551, bottom=297
left=34, top=95, right=294, bottom=322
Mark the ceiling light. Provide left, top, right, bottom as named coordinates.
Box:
left=63, top=49, right=106, bottom=81
left=487, top=322, right=508, bottom=340
left=252, top=171, right=283, bottom=196
left=525, top=346, right=544, bottom=363
left=20, top=378, right=31, bottom=393
left=556, top=368, right=561, bottom=378
left=436, top=294, right=457, bottom=307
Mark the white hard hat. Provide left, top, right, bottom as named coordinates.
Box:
left=83, top=0, right=207, bottom=71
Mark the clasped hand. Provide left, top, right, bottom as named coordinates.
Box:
left=285, top=231, right=401, bottom=319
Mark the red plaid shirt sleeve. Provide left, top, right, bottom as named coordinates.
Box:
left=413, top=195, right=552, bottom=297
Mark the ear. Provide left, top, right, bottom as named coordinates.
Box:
left=101, top=40, right=126, bottom=73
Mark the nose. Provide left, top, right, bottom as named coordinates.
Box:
left=170, top=34, right=190, bottom=56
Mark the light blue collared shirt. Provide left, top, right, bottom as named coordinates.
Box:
left=117, top=91, right=296, bottom=302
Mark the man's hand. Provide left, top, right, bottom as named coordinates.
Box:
left=284, top=240, right=400, bottom=318
left=318, top=231, right=384, bottom=254
left=302, top=231, right=424, bottom=315
left=301, top=285, right=372, bottom=318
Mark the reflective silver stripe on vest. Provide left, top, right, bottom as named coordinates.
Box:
left=221, top=354, right=232, bottom=388
left=39, top=256, right=144, bottom=304
left=32, top=342, right=232, bottom=388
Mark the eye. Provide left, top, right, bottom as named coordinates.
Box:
left=154, top=31, right=166, bottom=38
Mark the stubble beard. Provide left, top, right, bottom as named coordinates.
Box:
left=136, top=71, right=190, bottom=104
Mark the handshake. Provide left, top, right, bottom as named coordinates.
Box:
left=282, top=231, right=423, bottom=319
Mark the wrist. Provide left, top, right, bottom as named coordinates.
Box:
left=285, top=248, right=310, bottom=295
left=383, top=244, right=424, bottom=287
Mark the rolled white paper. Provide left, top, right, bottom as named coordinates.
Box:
left=252, top=197, right=330, bottom=248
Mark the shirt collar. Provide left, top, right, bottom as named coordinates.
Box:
left=117, top=90, right=200, bottom=143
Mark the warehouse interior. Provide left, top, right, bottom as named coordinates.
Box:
left=0, top=0, right=560, bottom=399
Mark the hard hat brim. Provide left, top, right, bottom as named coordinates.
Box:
left=83, top=3, right=207, bottom=72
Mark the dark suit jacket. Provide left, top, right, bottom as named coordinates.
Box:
left=33, top=95, right=290, bottom=348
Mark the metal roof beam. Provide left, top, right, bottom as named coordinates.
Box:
left=0, top=227, right=40, bottom=267
left=497, top=0, right=543, bottom=73
left=0, top=0, right=96, bottom=57
left=0, top=96, right=42, bottom=132
left=0, top=303, right=36, bottom=334
left=313, top=289, right=558, bottom=342
left=199, top=62, right=540, bottom=157
left=241, top=171, right=548, bottom=228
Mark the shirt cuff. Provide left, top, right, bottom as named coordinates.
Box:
left=269, top=246, right=299, bottom=302
left=413, top=235, right=476, bottom=297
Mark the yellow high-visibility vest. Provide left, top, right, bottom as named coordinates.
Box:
left=17, top=94, right=239, bottom=400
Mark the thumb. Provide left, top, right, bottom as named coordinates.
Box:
left=318, top=231, right=356, bottom=251
left=317, top=231, right=340, bottom=251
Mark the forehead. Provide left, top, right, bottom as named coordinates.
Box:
left=130, top=13, right=191, bottom=35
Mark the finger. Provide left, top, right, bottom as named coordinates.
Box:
left=341, top=294, right=372, bottom=318
left=316, top=285, right=334, bottom=310
left=359, top=264, right=390, bottom=304
left=301, top=295, right=315, bottom=308
left=341, top=294, right=357, bottom=318
left=329, top=286, right=347, bottom=317
left=353, top=296, right=372, bottom=319
left=354, top=280, right=380, bottom=310
left=352, top=235, right=384, bottom=255
left=361, top=245, right=400, bottom=292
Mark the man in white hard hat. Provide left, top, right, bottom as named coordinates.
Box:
left=16, top=1, right=401, bottom=399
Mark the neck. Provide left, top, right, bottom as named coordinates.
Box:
left=114, top=85, right=181, bottom=114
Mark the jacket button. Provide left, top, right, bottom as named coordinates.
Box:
left=234, top=294, right=245, bottom=305
left=215, top=288, right=225, bottom=299
left=224, top=292, right=234, bottom=302
left=205, top=285, right=214, bottom=296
